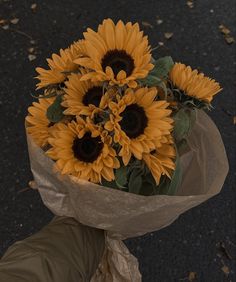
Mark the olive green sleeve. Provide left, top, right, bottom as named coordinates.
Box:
left=0, top=217, right=105, bottom=282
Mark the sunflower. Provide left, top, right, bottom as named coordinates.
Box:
left=71, top=39, right=87, bottom=57
left=26, top=98, right=57, bottom=147
left=169, top=63, right=222, bottom=103
left=47, top=118, right=120, bottom=183
left=105, top=87, right=173, bottom=165
left=142, top=138, right=176, bottom=184
left=74, top=19, right=154, bottom=88
left=36, top=40, right=86, bottom=90
left=62, top=72, right=111, bottom=118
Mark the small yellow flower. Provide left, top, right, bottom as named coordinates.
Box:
left=170, top=63, right=222, bottom=103
left=70, top=39, right=87, bottom=58
left=105, top=87, right=173, bottom=165
left=26, top=98, right=57, bottom=147
left=62, top=72, right=111, bottom=118
left=47, top=118, right=120, bottom=183
left=143, top=137, right=176, bottom=184
left=74, top=19, right=154, bottom=88
left=36, top=40, right=86, bottom=89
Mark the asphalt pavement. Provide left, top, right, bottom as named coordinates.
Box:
left=0, top=0, right=235, bottom=281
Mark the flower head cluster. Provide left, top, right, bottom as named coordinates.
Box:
left=26, top=19, right=222, bottom=192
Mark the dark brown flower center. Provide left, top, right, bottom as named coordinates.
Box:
left=72, top=132, right=103, bottom=163
left=101, top=50, right=135, bottom=77
left=82, top=86, right=103, bottom=107
left=47, top=122, right=55, bottom=127
left=58, top=82, right=66, bottom=89
left=119, top=104, right=148, bottom=138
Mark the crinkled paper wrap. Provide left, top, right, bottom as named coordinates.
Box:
left=26, top=110, right=228, bottom=282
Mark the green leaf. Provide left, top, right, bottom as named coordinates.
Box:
left=154, top=175, right=171, bottom=195
left=189, top=107, right=196, bottom=127
left=139, top=75, right=162, bottom=87
left=155, top=153, right=182, bottom=195
left=165, top=153, right=182, bottom=195
left=128, top=168, right=143, bottom=195
left=115, top=166, right=128, bottom=188
left=101, top=179, right=119, bottom=189
left=173, top=108, right=196, bottom=143
left=176, top=138, right=190, bottom=156
left=139, top=173, right=157, bottom=196
left=126, top=157, right=182, bottom=196
left=151, top=56, right=174, bottom=79
left=46, top=95, right=64, bottom=123
left=139, top=56, right=174, bottom=87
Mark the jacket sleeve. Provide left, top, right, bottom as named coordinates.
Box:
left=0, top=216, right=105, bottom=282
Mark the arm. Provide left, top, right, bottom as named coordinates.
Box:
left=0, top=217, right=105, bottom=282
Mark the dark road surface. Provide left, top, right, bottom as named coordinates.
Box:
left=0, top=0, right=235, bottom=281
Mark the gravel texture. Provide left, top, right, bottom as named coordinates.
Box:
left=0, top=0, right=235, bottom=281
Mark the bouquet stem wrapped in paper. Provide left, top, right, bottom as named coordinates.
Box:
left=27, top=110, right=228, bottom=281
left=25, top=19, right=228, bottom=281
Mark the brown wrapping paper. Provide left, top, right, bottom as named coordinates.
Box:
left=26, top=110, right=228, bottom=281
left=91, top=234, right=142, bottom=282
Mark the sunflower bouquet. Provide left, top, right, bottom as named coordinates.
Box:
left=26, top=19, right=228, bottom=281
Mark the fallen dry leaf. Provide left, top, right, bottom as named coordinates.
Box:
left=221, top=265, right=230, bottom=275
left=219, top=24, right=235, bottom=44
left=216, top=241, right=233, bottom=260
left=156, top=16, right=163, bottom=25
left=142, top=21, right=153, bottom=28
left=187, top=0, right=194, bottom=8
left=0, top=19, right=6, bottom=25
left=10, top=18, right=19, bottom=24
left=28, top=47, right=35, bottom=53
left=29, top=180, right=37, bottom=189
left=2, top=25, right=9, bottom=30
left=28, top=54, right=36, bottom=61
left=188, top=272, right=197, bottom=281
left=225, top=35, right=235, bottom=44
left=164, top=32, right=174, bottom=39
left=233, top=116, right=236, bottom=124
left=17, top=187, right=31, bottom=194
left=219, top=24, right=231, bottom=35
left=31, top=3, right=37, bottom=11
